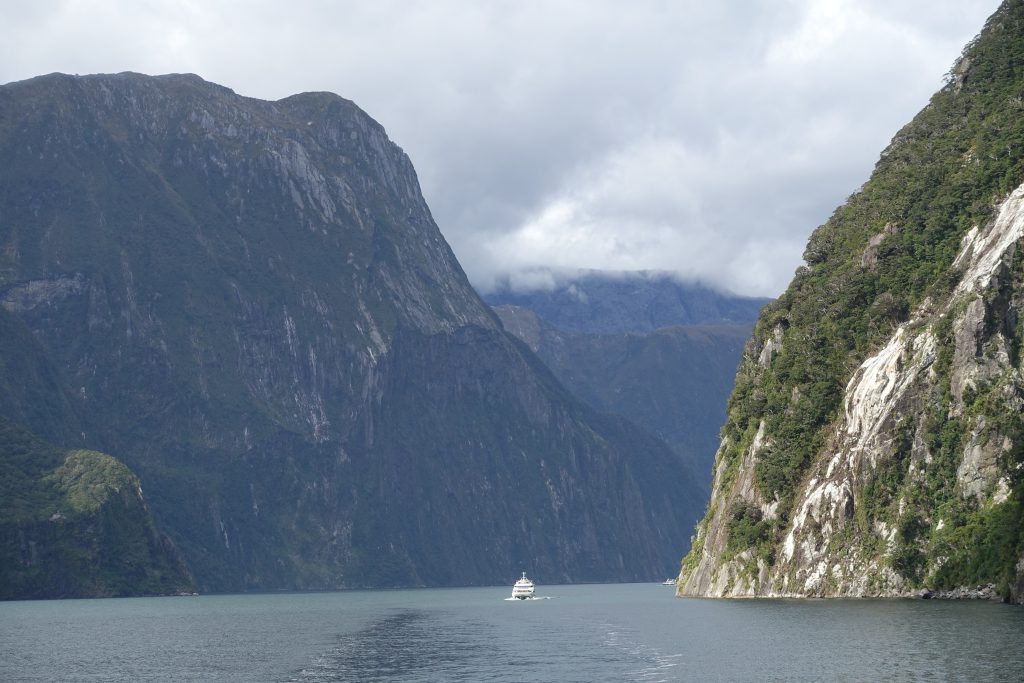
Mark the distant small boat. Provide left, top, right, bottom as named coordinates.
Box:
left=512, top=572, right=536, bottom=599
left=662, top=578, right=676, bottom=586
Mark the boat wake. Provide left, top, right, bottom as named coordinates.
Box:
left=503, top=596, right=552, bottom=601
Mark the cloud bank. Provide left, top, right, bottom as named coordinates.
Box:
left=0, top=0, right=1001, bottom=295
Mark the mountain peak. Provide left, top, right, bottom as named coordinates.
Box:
left=0, top=72, right=704, bottom=593
left=679, top=0, right=1024, bottom=603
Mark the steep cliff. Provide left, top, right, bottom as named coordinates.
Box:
left=0, top=72, right=703, bottom=592
left=679, top=0, right=1024, bottom=603
left=494, top=302, right=752, bottom=487
left=0, top=418, right=194, bottom=599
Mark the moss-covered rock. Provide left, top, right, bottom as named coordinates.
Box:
left=0, top=419, right=194, bottom=599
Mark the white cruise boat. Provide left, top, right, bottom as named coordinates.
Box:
left=511, top=572, right=535, bottom=599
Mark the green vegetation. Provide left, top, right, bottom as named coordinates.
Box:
left=690, top=1, right=1024, bottom=596
left=854, top=419, right=912, bottom=536
left=681, top=507, right=710, bottom=577
left=0, top=418, right=65, bottom=524
left=2, top=72, right=708, bottom=592
left=932, top=491, right=1024, bottom=595
left=753, top=0, right=1024, bottom=508
left=839, top=330, right=1024, bottom=594
left=51, top=450, right=138, bottom=513
left=0, top=419, right=194, bottom=599
left=925, top=370, right=1024, bottom=595
left=724, top=501, right=773, bottom=563
left=492, top=303, right=754, bottom=488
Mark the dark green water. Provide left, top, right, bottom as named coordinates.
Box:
left=2, top=583, right=1022, bottom=681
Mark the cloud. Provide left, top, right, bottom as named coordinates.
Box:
left=0, top=0, right=1001, bottom=295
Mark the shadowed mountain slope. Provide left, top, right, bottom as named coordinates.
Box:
left=485, top=272, right=768, bottom=334
left=494, top=303, right=752, bottom=488
left=0, top=72, right=704, bottom=592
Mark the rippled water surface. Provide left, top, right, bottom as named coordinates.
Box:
left=3, top=583, right=1023, bottom=681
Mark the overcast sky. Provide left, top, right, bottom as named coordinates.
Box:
left=0, top=1, right=1002, bottom=296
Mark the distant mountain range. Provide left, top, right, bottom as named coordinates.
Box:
left=0, top=72, right=706, bottom=596
left=486, top=274, right=765, bottom=487
left=485, top=271, right=769, bottom=334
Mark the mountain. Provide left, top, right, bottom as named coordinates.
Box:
left=0, top=72, right=705, bottom=594
left=483, top=271, right=769, bottom=334
left=679, top=0, right=1024, bottom=603
left=493, top=303, right=753, bottom=487
left=0, top=305, right=193, bottom=599
left=0, top=417, right=194, bottom=599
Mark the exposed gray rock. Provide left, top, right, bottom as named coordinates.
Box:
left=929, top=584, right=1002, bottom=601
left=680, top=175, right=1024, bottom=599
left=860, top=223, right=898, bottom=269
left=956, top=421, right=1010, bottom=502
left=0, top=72, right=704, bottom=592
left=679, top=4, right=1024, bottom=602
left=757, top=324, right=784, bottom=368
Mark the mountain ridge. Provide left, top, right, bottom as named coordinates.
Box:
left=0, top=71, right=704, bottom=594
left=483, top=270, right=769, bottom=334
left=493, top=302, right=753, bottom=488
left=678, top=0, right=1024, bottom=603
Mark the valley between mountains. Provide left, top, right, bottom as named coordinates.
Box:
left=3, top=0, right=1024, bottom=606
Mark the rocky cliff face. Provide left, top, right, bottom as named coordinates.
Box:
left=0, top=72, right=703, bottom=592
left=494, top=303, right=752, bottom=487
left=679, top=1, right=1024, bottom=603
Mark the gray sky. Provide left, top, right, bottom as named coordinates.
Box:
left=0, top=1, right=1002, bottom=296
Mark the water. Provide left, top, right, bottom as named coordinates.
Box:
left=2, top=583, right=1023, bottom=682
